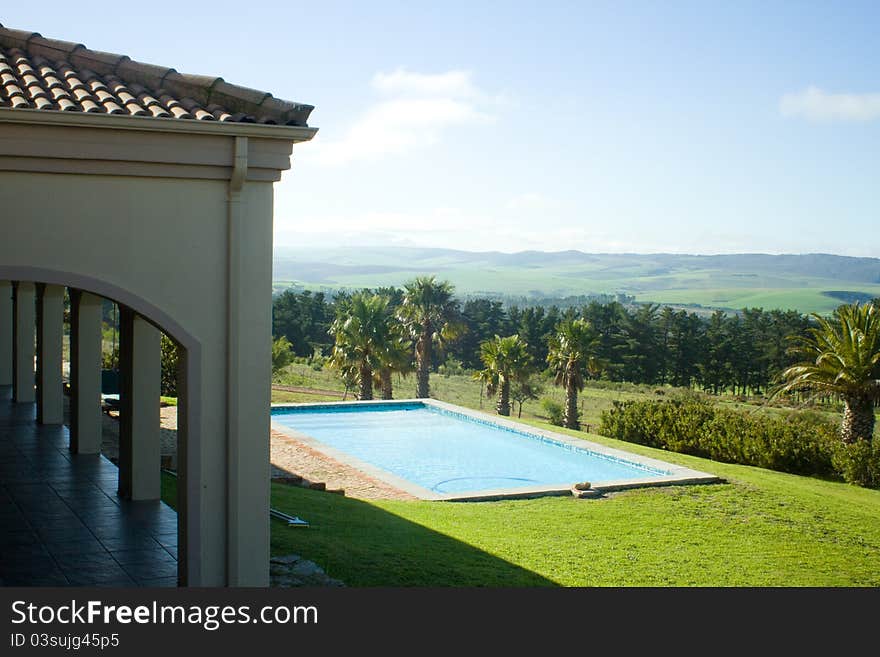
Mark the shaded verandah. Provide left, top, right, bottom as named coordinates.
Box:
left=0, top=385, right=177, bottom=586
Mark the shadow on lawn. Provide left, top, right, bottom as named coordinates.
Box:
left=269, top=481, right=557, bottom=587
left=161, top=470, right=555, bottom=587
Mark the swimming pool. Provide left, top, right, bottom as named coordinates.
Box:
left=271, top=400, right=719, bottom=501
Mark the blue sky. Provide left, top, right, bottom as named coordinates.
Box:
left=7, top=2, right=880, bottom=256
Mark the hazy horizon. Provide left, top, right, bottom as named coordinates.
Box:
left=274, top=243, right=880, bottom=261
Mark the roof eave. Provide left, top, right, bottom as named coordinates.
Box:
left=0, top=107, right=318, bottom=142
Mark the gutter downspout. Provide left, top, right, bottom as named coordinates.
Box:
left=227, top=135, right=247, bottom=584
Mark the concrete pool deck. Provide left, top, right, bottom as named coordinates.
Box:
left=270, top=399, right=721, bottom=502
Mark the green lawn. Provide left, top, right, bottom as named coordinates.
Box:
left=265, top=447, right=880, bottom=586
left=184, top=364, right=880, bottom=586
left=161, top=423, right=880, bottom=587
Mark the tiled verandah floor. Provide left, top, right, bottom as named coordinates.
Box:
left=0, top=386, right=178, bottom=586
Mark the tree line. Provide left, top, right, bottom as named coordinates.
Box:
left=272, top=281, right=816, bottom=399
left=273, top=280, right=879, bottom=480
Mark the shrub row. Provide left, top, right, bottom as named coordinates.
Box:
left=599, top=395, right=842, bottom=479
left=832, top=440, right=880, bottom=488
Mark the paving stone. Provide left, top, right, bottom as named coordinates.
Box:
left=269, top=553, right=345, bottom=588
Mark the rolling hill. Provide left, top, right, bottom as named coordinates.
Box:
left=272, top=247, right=880, bottom=314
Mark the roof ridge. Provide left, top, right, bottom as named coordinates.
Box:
left=0, top=24, right=314, bottom=126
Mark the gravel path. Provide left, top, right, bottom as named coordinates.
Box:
left=270, top=429, right=416, bottom=501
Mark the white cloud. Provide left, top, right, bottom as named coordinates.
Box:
left=372, top=68, right=481, bottom=98
left=506, top=192, right=559, bottom=211
left=303, top=69, right=496, bottom=166
left=780, top=86, right=880, bottom=122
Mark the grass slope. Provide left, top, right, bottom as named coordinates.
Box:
left=267, top=447, right=880, bottom=586
left=161, top=441, right=880, bottom=586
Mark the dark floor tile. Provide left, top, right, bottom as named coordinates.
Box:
left=154, top=532, right=178, bottom=548
left=26, top=514, right=86, bottom=530
left=89, top=577, right=139, bottom=587
left=2, top=389, right=180, bottom=587
left=137, top=576, right=179, bottom=588
left=0, top=516, right=32, bottom=533
left=54, top=552, right=119, bottom=569
left=36, top=526, right=98, bottom=543
left=44, top=538, right=108, bottom=557
left=0, top=530, right=40, bottom=546
left=121, top=561, right=179, bottom=580
left=0, top=557, right=59, bottom=576
left=90, top=526, right=155, bottom=542
left=111, top=548, right=177, bottom=566
left=64, top=565, right=133, bottom=585
left=99, top=536, right=161, bottom=552
left=2, top=572, right=70, bottom=586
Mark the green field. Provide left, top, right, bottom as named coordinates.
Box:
left=272, top=247, right=880, bottom=314
left=632, top=286, right=880, bottom=316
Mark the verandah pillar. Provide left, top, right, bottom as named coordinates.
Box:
left=117, top=306, right=161, bottom=501
left=69, top=289, right=102, bottom=454
left=225, top=137, right=271, bottom=586
left=36, top=284, right=64, bottom=424
left=0, top=281, right=11, bottom=386
left=12, top=281, right=36, bottom=403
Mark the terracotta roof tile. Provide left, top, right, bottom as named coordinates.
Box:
left=0, top=24, right=313, bottom=126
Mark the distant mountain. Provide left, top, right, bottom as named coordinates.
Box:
left=272, top=247, right=880, bottom=314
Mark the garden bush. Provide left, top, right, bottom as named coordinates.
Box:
left=540, top=398, right=564, bottom=426
left=832, top=440, right=880, bottom=488
left=160, top=334, right=178, bottom=397
left=599, top=396, right=840, bottom=479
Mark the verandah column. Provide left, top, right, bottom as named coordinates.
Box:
left=36, top=284, right=64, bottom=424
left=226, top=137, right=271, bottom=586
left=12, top=281, right=36, bottom=403
left=69, top=289, right=103, bottom=454
left=117, top=306, right=161, bottom=501
left=0, top=281, right=11, bottom=387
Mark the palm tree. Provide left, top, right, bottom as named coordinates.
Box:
left=329, top=293, right=395, bottom=401
left=397, top=276, right=462, bottom=398
left=375, top=334, right=413, bottom=400
left=547, top=318, right=597, bottom=430
left=475, top=335, right=532, bottom=416
left=773, top=303, right=880, bottom=443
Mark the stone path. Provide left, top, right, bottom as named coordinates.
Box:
left=270, top=554, right=344, bottom=587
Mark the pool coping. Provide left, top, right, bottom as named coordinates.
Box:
left=270, top=399, right=722, bottom=502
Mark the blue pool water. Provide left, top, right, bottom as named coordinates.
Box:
left=271, top=402, right=668, bottom=495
